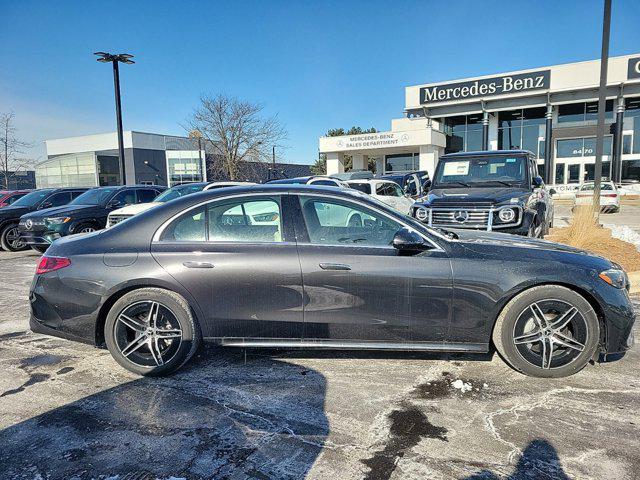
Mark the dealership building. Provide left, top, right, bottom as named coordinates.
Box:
left=320, top=54, right=640, bottom=194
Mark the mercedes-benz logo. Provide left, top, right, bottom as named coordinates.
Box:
left=453, top=210, right=469, bottom=223
left=25, top=219, right=33, bottom=230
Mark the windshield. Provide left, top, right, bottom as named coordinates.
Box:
left=70, top=187, right=119, bottom=206
left=155, top=183, right=206, bottom=203
left=433, top=156, right=527, bottom=187
left=580, top=183, right=613, bottom=191
left=11, top=189, right=54, bottom=207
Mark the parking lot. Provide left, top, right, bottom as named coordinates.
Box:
left=0, top=249, right=638, bottom=480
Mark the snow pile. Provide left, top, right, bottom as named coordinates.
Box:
left=604, top=224, right=640, bottom=252
left=451, top=379, right=473, bottom=393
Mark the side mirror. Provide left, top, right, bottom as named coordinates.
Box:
left=532, top=176, right=544, bottom=188
left=39, top=202, right=53, bottom=209
left=392, top=227, right=428, bottom=252
left=549, top=188, right=557, bottom=196
left=422, top=179, right=432, bottom=193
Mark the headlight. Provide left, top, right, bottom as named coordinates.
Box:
left=45, top=217, right=71, bottom=225
left=415, top=207, right=429, bottom=222
left=498, top=207, right=516, bottom=223
left=599, top=269, right=627, bottom=289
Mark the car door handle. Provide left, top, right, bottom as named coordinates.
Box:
left=319, top=263, right=351, bottom=271
left=183, top=261, right=215, bottom=269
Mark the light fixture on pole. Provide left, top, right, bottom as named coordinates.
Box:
left=94, top=52, right=135, bottom=186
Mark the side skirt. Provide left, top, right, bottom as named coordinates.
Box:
left=207, top=337, right=489, bottom=353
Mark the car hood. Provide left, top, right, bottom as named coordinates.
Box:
left=21, top=204, right=101, bottom=220
left=0, top=205, right=32, bottom=219
left=451, top=229, right=581, bottom=253
left=421, top=187, right=529, bottom=206
left=109, top=202, right=161, bottom=216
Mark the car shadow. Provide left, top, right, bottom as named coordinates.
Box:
left=464, top=439, right=570, bottom=480
left=0, top=347, right=329, bottom=479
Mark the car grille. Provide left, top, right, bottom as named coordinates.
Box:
left=107, top=214, right=132, bottom=227
left=417, top=206, right=522, bottom=231
left=19, top=219, right=45, bottom=230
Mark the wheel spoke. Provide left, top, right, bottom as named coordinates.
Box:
left=548, top=307, right=578, bottom=331
left=513, top=329, right=542, bottom=344
left=148, top=338, right=164, bottom=366
left=147, top=302, right=160, bottom=329
left=121, top=335, right=148, bottom=357
left=118, top=313, right=147, bottom=333
left=541, top=337, right=553, bottom=369
left=155, top=328, right=182, bottom=339
left=529, top=303, right=548, bottom=328
left=552, top=331, right=585, bottom=352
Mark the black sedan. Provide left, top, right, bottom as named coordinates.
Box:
left=30, top=185, right=635, bottom=378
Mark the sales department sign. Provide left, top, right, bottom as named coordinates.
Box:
left=628, top=57, right=640, bottom=80
left=420, top=70, right=551, bottom=105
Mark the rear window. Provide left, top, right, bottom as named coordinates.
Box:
left=348, top=183, right=371, bottom=194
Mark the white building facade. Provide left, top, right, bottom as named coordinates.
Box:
left=320, top=54, right=640, bottom=195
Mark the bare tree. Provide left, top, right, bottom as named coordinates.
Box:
left=188, top=94, right=287, bottom=180
left=0, top=113, right=33, bottom=189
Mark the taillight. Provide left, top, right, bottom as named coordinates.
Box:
left=602, top=193, right=618, bottom=198
left=36, top=256, right=71, bottom=274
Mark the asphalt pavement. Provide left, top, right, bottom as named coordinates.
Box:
left=0, top=251, right=638, bottom=480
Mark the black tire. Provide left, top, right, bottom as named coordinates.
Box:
left=0, top=223, right=28, bottom=252
left=31, top=245, right=48, bottom=253
left=104, top=288, right=201, bottom=376
left=492, top=285, right=599, bottom=378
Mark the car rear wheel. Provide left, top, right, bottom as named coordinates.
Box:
left=0, top=223, right=28, bottom=251
left=492, top=285, right=599, bottom=378
left=104, top=288, right=201, bottom=376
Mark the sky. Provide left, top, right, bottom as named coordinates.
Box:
left=2, top=0, right=640, bottom=165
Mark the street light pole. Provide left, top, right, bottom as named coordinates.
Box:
left=94, top=52, right=135, bottom=186
left=592, top=0, right=612, bottom=220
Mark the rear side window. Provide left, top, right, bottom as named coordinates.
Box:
left=46, top=192, right=72, bottom=207
left=376, top=182, right=402, bottom=197
left=137, top=189, right=159, bottom=203
left=159, top=196, right=283, bottom=243
left=71, top=190, right=86, bottom=199
left=348, top=183, right=371, bottom=194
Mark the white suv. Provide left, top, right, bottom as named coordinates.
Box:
left=106, top=181, right=254, bottom=228
left=346, top=179, right=414, bottom=214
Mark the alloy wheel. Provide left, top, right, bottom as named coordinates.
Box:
left=79, top=226, right=95, bottom=233
left=114, top=301, right=183, bottom=367
left=6, top=226, right=24, bottom=250
left=512, top=299, right=588, bottom=370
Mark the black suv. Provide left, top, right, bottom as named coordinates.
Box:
left=0, top=188, right=89, bottom=251
left=411, top=150, right=554, bottom=238
left=19, top=185, right=165, bottom=252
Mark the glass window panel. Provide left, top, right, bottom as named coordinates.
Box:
left=498, top=110, right=523, bottom=128
left=466, top=129, right=483, bottom=151
left=623, top=135, right=632, bottom=154
left=498, top=127, right=521, bottom=150
left=557, top=139, right=584, bottom=158
left=585, top=100, right=614, bottom=121
left=521, top=126, right=540, bottom=155
left=521, top=107, right=546, bottom=125
left=385, top=154, right=417, bottom=172
left=555, top=163, right=566, bottom=184
left=161, top=206, right=206, bottom=242
left=208, top=198, right=282, bottom=243
left=622, top=160, right=640, bottom=182
left=568, top=164, right=580, bottom=183
left=298, top=195, right=401, bottom=247
left=558, top=103, right=585, bottom=123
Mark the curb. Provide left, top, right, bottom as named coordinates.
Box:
left=628, top=271, right=640, bottom=295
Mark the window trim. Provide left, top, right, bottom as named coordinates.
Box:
left=153, top=193, right=288, bottom=244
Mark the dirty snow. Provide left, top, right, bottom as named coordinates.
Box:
left=451, top=379, right=473, bottom=393
left=605, top=224, right=640, bottom=252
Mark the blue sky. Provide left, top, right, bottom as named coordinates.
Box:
left=2, top=0, right=640, bottom=164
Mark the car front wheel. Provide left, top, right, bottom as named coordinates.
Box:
left=104, top=288, right=201, bottom=376
left=492, top=285, right=600, bottom=378
left=0, top=223, right=28, bottom=251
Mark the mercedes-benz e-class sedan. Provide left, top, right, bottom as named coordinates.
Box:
left=30, top=185, right=635, bottom=377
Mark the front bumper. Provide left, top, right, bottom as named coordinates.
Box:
left=412, top=205, right=531, bottom=235
left=19, top=229, right=60, bottom=247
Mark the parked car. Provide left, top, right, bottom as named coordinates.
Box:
left=106, top=181, right=254, bottom=228
left=0, top=189, right=31, bottom=208
left=0, top=188, right=89, bottom=251
left=346, top=179, right=414, bottom=214
left=376, top=170, right=430, bottom=198
left=267, top=176, right=350, bottom=188
left=31, top=184, right=634, bottom=378
left=412, top=150, right=554, bottom=238
left=573, top=181, right=620, bottom=213
left=19, top=185, right=165, bottom=252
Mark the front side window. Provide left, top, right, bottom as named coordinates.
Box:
left=298, top=195, right=402, bottom=246
left=111, top=190, right=137, bottom=206
left=376, top=182, right=402, bottom=197
left=12, top=189, right=54, bottom=207
left=137, top=189, right=160, bottom=203
left=71, top=187, right=119, bottom=206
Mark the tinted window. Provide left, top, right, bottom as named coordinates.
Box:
left=376, top=182, right=402, bottom=197
left=5, top=193, right=26, bottom=205
left=208, top=198, right=282, bottom=243
left=71, top=187, right=119, bottom=205
left=137, top=189, right=159, bottom=203
left=622, top=160, right=640, bottom=182
left=71, top=190, right=86, bottom=199
left=110, top=190, right=136, bottom=206
left=155, top=183, right=205, bottom=202
left=568, top=164, right=580, bottom=183
left=12, top=189, right=55, bottom=207
left=311, top=179, right=339, bottom=186
left=299, top=195, right=401, bottom=246
left=555, top=164, right=566, bottom=184
left=160, top=206, right=206, bottom=242
left=348, top=183, right=371, bottom=194
left=45, top=192, right=72, bottom=207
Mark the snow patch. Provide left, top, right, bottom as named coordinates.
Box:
left=604, top=224, right=640, bottom=252
left=451, top=379, right=473, bottom=393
